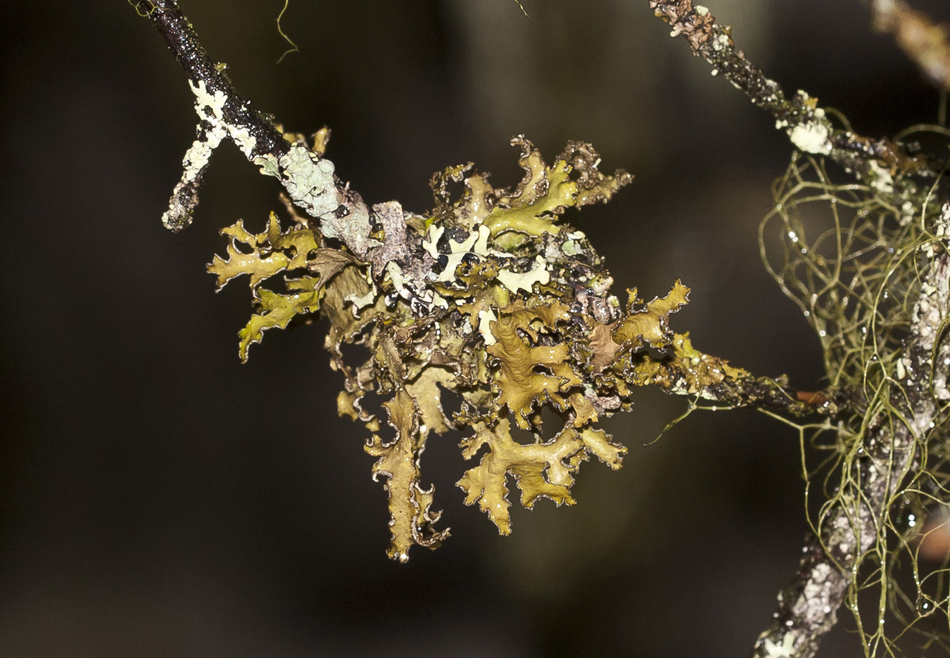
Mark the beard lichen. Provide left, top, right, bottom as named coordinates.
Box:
left=209, top=135, right=777, bottom=562
left=760, top=149, right=950, bottom=655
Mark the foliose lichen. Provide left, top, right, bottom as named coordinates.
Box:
left=209, top=135, right=756, bottom=560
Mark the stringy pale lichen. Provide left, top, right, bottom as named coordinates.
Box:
left=759, top=150, right=950, bottom=656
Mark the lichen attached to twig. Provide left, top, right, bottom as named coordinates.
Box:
left=209, top=136, right=819, bottom=561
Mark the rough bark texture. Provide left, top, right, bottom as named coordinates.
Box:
left=648, top=0, right=931, bottom=181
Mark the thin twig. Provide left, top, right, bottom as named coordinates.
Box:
left=649, top=0, right=931, bottom=183
left=139, top=0, right=288, bottom=162
left=137, top=0, right=379, bottom=262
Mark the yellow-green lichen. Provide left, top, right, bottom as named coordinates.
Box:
left=210, top=138, right=763, bottom=561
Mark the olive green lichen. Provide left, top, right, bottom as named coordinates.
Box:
left=211, top=135, right=803, bottom=561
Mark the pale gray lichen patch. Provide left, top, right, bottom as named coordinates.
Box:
left=477, top=309, right=498, bottom=345
left=162, top=122, right=227, bottom=230
left=422, top=225, right=445, bottom=258
left=161, top=81, right=232, bottom=231
left=321, top=202, right=378, bottom=260
left=162, top=80, right=267, bottom=231
left=386, top=261, right=406, bottom=290
left=712, top=32, right=730, bottom=52
left=789, top=120, right=832, bottom=155
left=424, top=224, right=498, bottom=284
left=190, top=79, right=226, bottom=120
left=762, top=634, right=796, bottom=658
left=229, top=126, right=257, bottom=158
left=254, top=154, right=281, bottom=178
left=276, top=144, right=379, bottom=258
left=866, top=160, right=895, bottom=194
left=430, top=292, right=448, bottom=309
left=345, top=286, right=378, bottom=315
left=437, top=231, right=480, bottom=283
left=188, top=80, right=259, bottom=158
left=182, top=125, right=226, bottom=182
left=279, top=144, right=342, bottom=217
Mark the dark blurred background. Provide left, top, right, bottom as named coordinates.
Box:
left=1, top=1, right=947, bottom=656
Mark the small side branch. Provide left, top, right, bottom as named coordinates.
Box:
left=652, top=366, right=849, bottom=418
left=649, top=0, right=930, bottom=183
left=138, top=0, right=378, bottom=256
left=138, top=0, right=287, bottom=160
left=138, top=0, right=289, bottom=230
left=163, top=119, right=225, bottom=230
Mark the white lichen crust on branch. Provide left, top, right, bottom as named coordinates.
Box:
left=143, top=0, right=379, bottom=255
left=754, top=153, right=950, bottom=657
left=162, top=81, right=227, bottom=231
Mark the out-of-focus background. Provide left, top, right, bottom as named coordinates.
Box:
left=1, top=1, right=947, bottom=656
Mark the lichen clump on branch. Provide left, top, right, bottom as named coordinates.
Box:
left=210, top=135, right=746, bottom=561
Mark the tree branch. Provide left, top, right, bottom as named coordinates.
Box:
left=139, top=0, right=384, bottom=266
left=649, top=0, right=932, bottom=183
left=649, top=3, right=950, bottom=655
